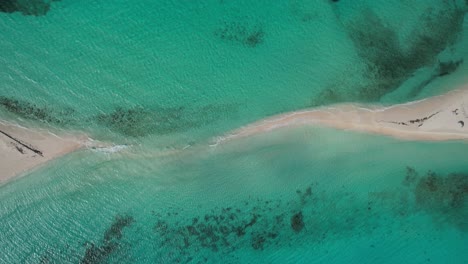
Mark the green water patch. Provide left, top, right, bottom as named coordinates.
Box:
left=0, top=0, right=60, bottom=16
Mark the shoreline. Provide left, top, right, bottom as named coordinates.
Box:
left=0, top=120, right=90, bottom=184
left=216, top=85, right=468, bottom=144
left=2, top=85, right=468, bottom=184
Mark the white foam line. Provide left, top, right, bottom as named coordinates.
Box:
left=90, top=144, right=128, bottom=154
left=357, top=107, right=373, bottom=112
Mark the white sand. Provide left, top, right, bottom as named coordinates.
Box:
left=0, top=121, right=90, bottom=184
left=217, top=85, right=468, bottom=143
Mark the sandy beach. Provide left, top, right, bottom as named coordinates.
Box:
left=217, top=85, right=468, bottom=143
left=0, top=121, right=89, bottom=184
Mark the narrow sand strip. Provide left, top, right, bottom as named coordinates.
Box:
left=217, top=86, right=468, bottom=144
left=2, top=86, right=467, bottom=183
left=0, top=121, right=89, bottom=184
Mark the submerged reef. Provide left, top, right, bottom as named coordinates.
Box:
left=26, top=166, right=462, bottom=262
left=147, top=167, right=467, bottom=262
left=0, top=95, right=236, bottom=137
left=81, top=215, right=134, bottom=264
left=354, top=6, right=464, bottom=100
left=151, top=186, right=313, bottom=262
left=315, top=4, right=465, bottom=105
left=97, top=107, right=164, bottom=137
left=0, top=0, right=60, bottom=16
left=149, top=183, right=371, bottom=263
left=152, top=201, right=285, bottom=258
left=0, top=96, right=75, bottom=125
left=26, top=167, right=468, bottom=262
left=97, top=104, right=237, bottom=137
left=404, top=167, right=468, bottom=231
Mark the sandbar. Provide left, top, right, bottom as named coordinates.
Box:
left=2, top=85, right=468, bottom=183
left=217, top=85, right=468, bottom=143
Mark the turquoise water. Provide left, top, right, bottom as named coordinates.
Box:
left=1, top=0, right=468, bottom=263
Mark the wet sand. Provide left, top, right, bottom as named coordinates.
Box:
left=217, top=85, right=468, bottom=143
left=0, top=121, right=89, bottom=184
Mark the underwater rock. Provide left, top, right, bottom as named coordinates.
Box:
left=290, top=211, right=304, bottom=232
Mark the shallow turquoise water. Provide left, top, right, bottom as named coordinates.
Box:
left=0, top=0, right=468, bottom=263
left=1, top=128, right=467, bottom=263
left=1, top=0, right=467, bottom=143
